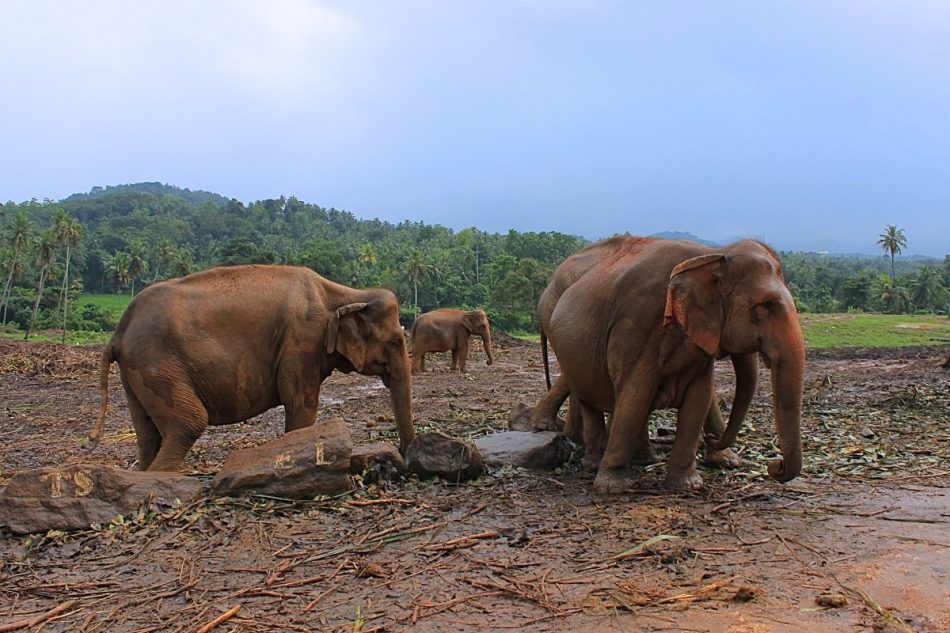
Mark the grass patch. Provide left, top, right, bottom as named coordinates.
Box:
left=799, top=313, right=950, bottom=349
left=0, top=327, right=111, bottom=346
left=80, top=293, right=132, bottom=319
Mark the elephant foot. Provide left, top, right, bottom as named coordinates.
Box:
left=593, top=467, right=637, bottom=494
left=532, top=417, right=564, bottom=432
left=663, top=470, right=704, bottom=491
left=704, top=447, right=742, bottom=469
left=630, top=444, right=660, bottom=466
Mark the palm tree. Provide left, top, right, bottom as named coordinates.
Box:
left=1, top=212, right=34, bottom=325
left=55, top=211, right=81, bottom=343
left=105, top=251, right=133, bottom=294
left=877, top=225, right=907, bottom=281
left=168, top=247, right=194, bottom=279
left=355, top=243, right=378, bottom=286
left=126, top=240, right=150, bottom=296
left=404, top=249, right=431, bottom=313
left=25, top=231, right=57, bottom=340
left=910, top=266, right=946, bottom=312
left=151, top=237, right=174, bottom=282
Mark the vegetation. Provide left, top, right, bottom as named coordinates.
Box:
left=1, top=184, right=948, bottom=345
left=800, top=314, right=950, bottom=349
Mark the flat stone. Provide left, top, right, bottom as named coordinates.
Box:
left=211, top=418, right=352, bottom=498
left=0, top=465, right=203, bottom=535
left=475, top=431, right=573, bottom=470
left=405, top=432, right=483, bottom=482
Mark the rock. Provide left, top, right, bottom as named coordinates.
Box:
left=211, top=419, right=352, bottom=498
left=0, top=465, right=203, bottom=535
left=350, top=442, right=406, bottom=482
left=405, top=432, right=483, bottom=482
left=475, top=431, right=573, bottom=470
left=508, top=403, right=565, bottom=432
left=508, top=403, right=534, bottom=431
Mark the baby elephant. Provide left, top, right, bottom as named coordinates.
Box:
left=411, top=309, right=494, bottom=372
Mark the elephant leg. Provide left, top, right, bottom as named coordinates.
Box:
left=664, top=370, right=713, bottom=490
left=279, top=361, right=321, bottom=432
left=563, top=396, right=582, bottom=442
left=593, top=386, right=655, bottom=494
left=630, top=413, right=659, bottom=465
left=126, top=388, right=161, bottom=471
left=457, top=340, right=469, bottom=372
left=579, top=401, right=606, bottom=471
left=412, top=351, right=425, bottom=373
left=530, top=374, right=570, bottom=432
left=702, top=393, right=741, bottom=468
left=450, top=348, right=460, bottom=371
left=144, top=388, right=209, bottom=472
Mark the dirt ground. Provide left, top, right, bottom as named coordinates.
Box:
left=1, top=337, right=949, bottom=633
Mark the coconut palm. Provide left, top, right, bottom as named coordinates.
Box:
left=1, top=212, right=34, bottom=325
left=877, top=225, right=907, bottom=281
left=910, top=266, right=946, bottom=312
left=55, top=211, right=82, bottom=343
left=25, top=230, right=58, bottom=340
left=126, top=239, right=150, bottom=296
left=105, top=251, right=133, bottom=294
left=404, top=249, right=431, bottom=313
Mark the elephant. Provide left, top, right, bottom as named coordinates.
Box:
left=529, top=236, right=758, bottom=469
left=89, top=264, right=415, bottom=472
left=410, top=308, right=494, bottom=372
left=545, top=237, right=804, bottom=493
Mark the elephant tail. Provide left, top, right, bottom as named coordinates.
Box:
left=88, top=342, right=115, bottom=449
left=541, top=328, right=552, bottom=390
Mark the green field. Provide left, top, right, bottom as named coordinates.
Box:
left=799, top=313, right=950, bottom=349
left=80, top=293, right=132, bottom=319
left=514, top=314, right=950, bottom=350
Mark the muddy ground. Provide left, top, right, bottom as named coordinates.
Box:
left=1, top=337, right=948, bottom=632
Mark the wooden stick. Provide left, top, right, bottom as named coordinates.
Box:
left=195, top=604, right=241, bottom=633
left=0, top=600, right=77, bottom=632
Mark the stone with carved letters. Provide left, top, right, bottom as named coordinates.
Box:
left=0, top=465, right=203, bottom=534
left=211, top=418, right=352, bottom=498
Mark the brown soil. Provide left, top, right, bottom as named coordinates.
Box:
left=1, top=338, right=949, bottom=632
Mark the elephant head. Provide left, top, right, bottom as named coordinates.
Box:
left=325, top=295, right=415, bottom=452
left=664, top=240, right=805, bottom=482
left=462, top=309, right=494, bottom=365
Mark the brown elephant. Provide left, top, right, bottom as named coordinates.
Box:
left=546, top=237, right=804, bottom=493
left=89, top=264, right=415, bottom=472
left=411, top=309, right=494, bottom=372
left=530, top=236, right=758, bottom=469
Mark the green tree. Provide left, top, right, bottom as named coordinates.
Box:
left=126, top=239, right=150, bottom=296
left=104, top=251, right=133, bottom=294
left=355, top=243, right=378, bottom=286
left=55, top=211, right=82, bottom=343
left=909, top=266, right=946, bottom=312
left=404, top=249, right=431, bottom=313
left=25, top=230, right=58, bottom=340
left=1, top=212, right=34, bottom=325
left=877, top=225, right=907, bottom=282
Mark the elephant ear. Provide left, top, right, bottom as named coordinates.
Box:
left=325, top=302, right=370, bottom=371
left=663, top=254, right=725, bottom=356
left=461, top=312, right=477, bottom=333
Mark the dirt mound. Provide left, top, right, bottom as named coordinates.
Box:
left=491, top=330, right=534, bottom=348
left=806, top=344, right=949, bottom=361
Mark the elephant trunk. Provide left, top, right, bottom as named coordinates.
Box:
left=705, top=352, right=759, bottom=451
left=482, top=329, right=494, bottom=365
left=387, top=350, right=415, bottom=454
left=764, top=321, right=805, bottom=483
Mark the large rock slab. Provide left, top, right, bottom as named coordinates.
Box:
left=405, top=432, right=483, bottom=482
left=0, top=465, right=203, bottom=535
left=476, top=431, right=573, bottom=470
left=212, top=419, right=352, bottom=498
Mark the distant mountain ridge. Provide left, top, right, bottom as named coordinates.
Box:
left=648, top=230, right=719, bottom=246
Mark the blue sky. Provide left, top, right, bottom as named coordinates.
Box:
left=2, top=1, right=948, bottom=256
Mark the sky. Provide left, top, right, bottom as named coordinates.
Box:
left=2, top=1, right=949, bottom=257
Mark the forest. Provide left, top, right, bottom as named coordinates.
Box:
left=1, top=182, right=948, bottom=336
